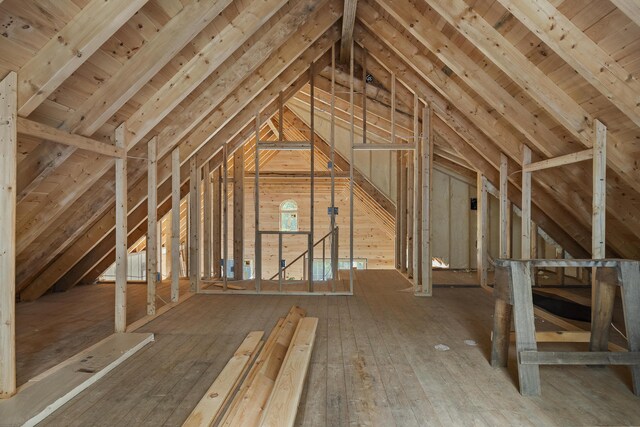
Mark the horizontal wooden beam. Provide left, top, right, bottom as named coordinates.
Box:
left=352, top=143, right=415, bottom=150
left=17, top=118, right=125, bottom=158
left=519, top=350, right=639, bottom=365
left=245, top=171, right=349, bottom=178
left=494, top=259, right=622, bottom=268
left=257, top=142, right=311, bottom=150
left=522, top=149, right=593, bottom=173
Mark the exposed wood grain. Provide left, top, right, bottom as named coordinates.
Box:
left=114, top=125, right=127, bottom=333
left=125, top=0, right=289, bottom=149
left=340, top=0, right=358, bottom=61
left=0, top=71, right=17, bottom=398
left=233, top=148, right=244, bottom=280
left=146, top=137, right=157, bottom=316
left=17, top=118, right=124, bottom=157
left=260, top=317, right=318, bottom=427
left=497, top=0, right=640, bottom=128
left=183, top=331, right=264, bottom=427
left=17, top=0, right=148, bottom=116
left=171, top=149, right=181, bottom=302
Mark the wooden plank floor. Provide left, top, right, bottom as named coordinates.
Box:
left=22, top=270, right=640, bottom=426
left=16, top=279, right=190, bottom=386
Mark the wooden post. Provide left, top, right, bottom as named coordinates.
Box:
left=499, top=153, right=510, bottom=259
left=330, top=44, right=337, bottom=285
left=146, top=137, right=157, bottom=315
left=223, top=144, right=229, bottom=290
left=477, top=174, right=488, bottom=289
left=165, top=212, right=172, bottom=280
left=349, top=40, right=355, bottom=292
left=521, top=145, right=532, bottom=259
left=203, top=162, right=212, bottom=279
left=309, top=63, right=315, bottom=291
left=531, top=221, right=539, bottom=285
left=592, top=120, right=606, bottom=259
left=400, top=153, right=407, bottom=273
left=413, top=94, right=421, bottom=291
left=212, top=167, right=221, bottom=278
left=0, top=72, right=17, bottom=398
left=114, top=124, right=127, bottom=333
left=556, top=248, right=566, bottom=285
left=420, top=104, right=433, bottom=296
left=233, top=147, right=244, bottom=280
left=189, top=156, right=200, bottom=292
left=361, top=49, right=367, bottom=145
left=253, top=115, right=260, bottom=291
left=407, top=152, right=414, bottom=279
left=171, top=148, right=180, bottom=302
left=591, top=119, right=608, bottom=330
left=395, top=153, right=402, bottom=269
left=510, top=261, right=541, bottom=396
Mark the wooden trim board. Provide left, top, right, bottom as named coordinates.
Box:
left=0, top=332, right=154, bottom=427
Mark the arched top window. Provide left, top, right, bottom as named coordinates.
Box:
left=280, top=200, right=298, bottom=231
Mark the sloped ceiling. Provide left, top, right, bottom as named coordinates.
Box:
left=0, top=0, right=638, bottom=300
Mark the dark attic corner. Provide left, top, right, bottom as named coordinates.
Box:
left=0, top=0, right=639, bottom=425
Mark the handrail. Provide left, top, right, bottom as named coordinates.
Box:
left=269, top=227, right=338, bottom=280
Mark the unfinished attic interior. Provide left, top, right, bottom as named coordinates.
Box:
left=1, top=0, right=640, bottom=424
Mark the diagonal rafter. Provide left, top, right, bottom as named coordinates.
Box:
left=14, top=0, right=338, bottom=262
left=422, top=0, right=640, bottom=195
left=354, top=20, right=639, bottom=258
left=19, top=28, right=340, bottom=300
left=17, top=0, right=149, bottom=117
left=354, top=23, right=596, bottom=258
left=496, top=0, right=640, bottom=128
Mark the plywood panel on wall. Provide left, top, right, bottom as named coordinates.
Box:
left=449, top=177, right=470, bottom=268
left=432, top=169, right=450, bottom=263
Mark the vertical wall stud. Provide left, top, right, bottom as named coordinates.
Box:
left=0, top=72, right=17, bottom=398
left=114, top=124, right=128, bottom=332
left=171, top=148, right=180, bottom=302
left=146, top=137, right=157, bottom=315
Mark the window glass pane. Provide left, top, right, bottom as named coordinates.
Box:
left=280, top=200, right=297, bottom=211
left=280, top=212, right=298, bottom=231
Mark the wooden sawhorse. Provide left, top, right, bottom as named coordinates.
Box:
left=491, top=259, right=640, bottom=396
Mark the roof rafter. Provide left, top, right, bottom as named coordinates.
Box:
left=17, top=0, right=148, bottom=117
left=16, top=0, right=232, bottom=205
left=340, top=0, right=359, bottom=61
left=354, top=23, right=596, bottom=258
left=497, top=0, right=640, bottom=128
left=14, top=0, right=341, bottom=268
left=609, top=0, right=640, bottom=28
left=19, top=29, right=339, bottom=300
left=422, top=0, right=640, bottom=196
left=124, top=0, right=296, bottom=149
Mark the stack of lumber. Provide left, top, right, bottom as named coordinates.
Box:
left=182, top=306, right=318, bottom=427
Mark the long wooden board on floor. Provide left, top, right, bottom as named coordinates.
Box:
left=220, top=306, right=306, bottom=426
left=259, top=317, right=318, bottom=427
left=182, top=331, right=264, bottom=427
left=0, top=332, right=154, bottom=427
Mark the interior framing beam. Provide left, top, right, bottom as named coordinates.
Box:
left=0, top=71, right=17, bottom=398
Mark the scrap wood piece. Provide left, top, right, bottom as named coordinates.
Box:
left=259, top=317, right=318, bottom=427
left=202, top=280, right=246, bottom=290
left=182, top=331, right=264, bottom=427
left=220, top=306, right=306, bottom=427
